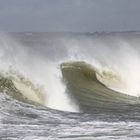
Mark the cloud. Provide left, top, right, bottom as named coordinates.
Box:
left=0, top=0, right=140, bottom=32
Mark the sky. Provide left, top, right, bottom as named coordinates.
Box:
left=0, top=0, right=140, bottom=32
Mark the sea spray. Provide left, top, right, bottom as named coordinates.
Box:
left=1, top=32, right=140, bottom=112
left=63, top=36, right=140, bottom=97
left=0, top=33, right=79, bottom=112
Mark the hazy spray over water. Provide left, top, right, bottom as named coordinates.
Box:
left=0, top=33, right=79, bottom=112
left=1, top=33, right=140, bottom=112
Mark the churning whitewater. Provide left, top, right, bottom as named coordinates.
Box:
left=1, top=32, right=140, bottom=139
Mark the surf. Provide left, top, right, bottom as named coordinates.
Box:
left=1, top=32, right=140, bottom=113
left=0, top=33, right=79, bottom=112
left=0, top=72, right=45, bottom=105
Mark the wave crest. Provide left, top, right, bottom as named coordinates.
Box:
left=61, top=61, right=140, bottom=112
left=0, top=72, right=46, bottom=106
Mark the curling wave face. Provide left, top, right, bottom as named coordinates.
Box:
left=61, top=61, right=140, bottom=112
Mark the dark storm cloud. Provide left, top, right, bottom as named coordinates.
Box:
left=0, top=0, right=140, bottom=32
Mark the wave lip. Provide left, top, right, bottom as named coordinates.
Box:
left=61, top=61, right=140, bottom=113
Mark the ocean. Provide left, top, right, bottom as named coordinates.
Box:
left=0, top=32, right=140, bottom=139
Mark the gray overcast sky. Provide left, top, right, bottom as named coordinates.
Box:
left=0, top=0, right=140, bottom=32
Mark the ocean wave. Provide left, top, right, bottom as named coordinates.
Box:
left=0, top=72, right=45, bottom=106
left=61, top=61, right=140, bottom=112
left=1, top=32, right=140, bottom=113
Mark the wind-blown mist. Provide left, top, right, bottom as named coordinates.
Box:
left=0, top=33, right=79, bottom=112
left=0, top=32, right=140, bottom=112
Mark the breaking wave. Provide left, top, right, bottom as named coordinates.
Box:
left=61, top=61, right=140, bottom=112
left=1, top=32, right=140, bottom=113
